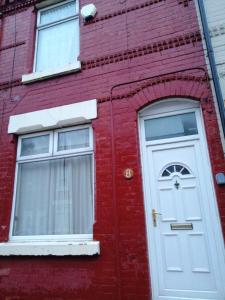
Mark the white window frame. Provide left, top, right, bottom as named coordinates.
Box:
left=17, top=130, right=54, bottom=161
left=10, top=124, right=94, bottom=243
left=22, top=0, right=81, bottom=84
left=143, top=108, right=201, bottom=147
left=34, top=0, right=79, bottom=73
left=54, top=125, right=93, bottom=155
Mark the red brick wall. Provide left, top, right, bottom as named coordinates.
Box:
left=0, top=0, right=224, bottom=299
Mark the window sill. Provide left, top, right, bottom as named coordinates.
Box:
left=22, top=61, right=81, bottom=84
left=0, top=240, right=100, bottom=256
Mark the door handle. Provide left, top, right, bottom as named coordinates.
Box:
left=152, top=209, right=162, bottom=227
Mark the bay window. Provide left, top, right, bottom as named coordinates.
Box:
left=10, top=125, right=94, bottom=241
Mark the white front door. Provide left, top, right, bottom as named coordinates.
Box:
left=139, top=100, right=225, bottom=300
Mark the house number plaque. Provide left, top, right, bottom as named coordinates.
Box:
left=170, top=223, right=193, bottom=230
left=123, top=168, right=134, bottom=179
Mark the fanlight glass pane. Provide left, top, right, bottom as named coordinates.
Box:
left=167, top=165, right=175, bottom=174
left=162, top=169, right=170, bottom=177
left=161, top=164, right=190, bottom=177
left=21, top=135, right=49, bottom=157
left=181, top=168, right=190, bottom=175
left=58, top=128, right=89, bottom=151
left=145, top=112, right=198, bottom=141
left=175, top=165, right=183, bottom=172
left=13, top=155, right=93, bottom=236
left=40, top=1, right=76, bottom=26
left=36, top=19, right=77, bottom=72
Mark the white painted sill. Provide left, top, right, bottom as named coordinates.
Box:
left=0, top=241, right=100, bottom=256
left=22, top=61, right=81, bottom=84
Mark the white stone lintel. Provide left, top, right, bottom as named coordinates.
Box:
left=8, top=99, right=97, bottom=134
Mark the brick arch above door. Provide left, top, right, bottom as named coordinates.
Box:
left=96, top=76, right=225, bottom=238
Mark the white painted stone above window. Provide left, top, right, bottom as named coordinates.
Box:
left=8, top=99, right=97, bottom=134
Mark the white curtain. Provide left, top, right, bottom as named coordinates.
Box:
left=58, top=128, right=89, bottom=151
left=13, top=155, right=93, bottom=236
left=36, top=18, right=78, bottom=72
left=35, top=0, right=78, bottom=72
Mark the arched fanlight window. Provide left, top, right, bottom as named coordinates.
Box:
left=161, top=164, right=191, bottom=178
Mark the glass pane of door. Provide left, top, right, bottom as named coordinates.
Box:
left=144, top=112, right=198, bottom=141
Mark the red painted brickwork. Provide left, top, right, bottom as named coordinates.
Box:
left=0, top=0, right=224, bottom=299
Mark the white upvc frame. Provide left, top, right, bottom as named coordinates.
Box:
left=17, top=125, right=92, bottom=161
left=17, top=130, right=53, bottom=161
left=54, top=125, right=93, bottom=155
left=158, top=162, right=195, bottom=181
left=33, top=0, right=79, bottom=73
left=10, top=124, right=94, bottom=243
left=142, top=108, right=201, bottom=147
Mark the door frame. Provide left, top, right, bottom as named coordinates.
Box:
left=138, top=98, right=225, bottom=300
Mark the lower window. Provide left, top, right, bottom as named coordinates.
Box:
left=11, top=125, right=94, bottom=241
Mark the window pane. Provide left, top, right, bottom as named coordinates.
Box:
left=40, top=1, right=76, bottom=26
left=58, top=128, right=89, bottom=151
left=161, top=164, right=191, bottom=177
left=144, top=113, right=198, bottom=141
left=13, top=155, right=93, bottom=236
left=21, top=135, right=49, bottom=157
left=162, top=170, right=170, bottom=177
left=181, top=168, right=190, bottom=175
left=36, top=19, right=77, bottom=72
left=175, top=165, right=183, bottom=172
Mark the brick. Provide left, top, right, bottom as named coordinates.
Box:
left=0, top=0, right=224, bottom=299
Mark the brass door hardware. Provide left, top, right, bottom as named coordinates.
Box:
left=152, top=209, right=162, bottom=227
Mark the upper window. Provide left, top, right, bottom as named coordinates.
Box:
left=11, top=125, right=93, bottom=241
left=34, top=0, right=79, bottom=73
